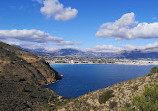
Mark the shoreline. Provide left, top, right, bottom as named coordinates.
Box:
left=49, top=63, right=158, bottom=66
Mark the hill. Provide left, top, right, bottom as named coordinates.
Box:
left=0, top=42, right=65, bottom=111
left=0, top=42, right=61, bottom=85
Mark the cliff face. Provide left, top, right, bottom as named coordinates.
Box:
left=56, top=71, right=158, bottom=111
left=0, top=42, right=61, bottom=85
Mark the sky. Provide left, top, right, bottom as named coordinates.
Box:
left=1, top=0, right=158, bottom=53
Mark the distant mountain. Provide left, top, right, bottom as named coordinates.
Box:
left=112, top=48, right=158, bottom=59
left=16, top=47, right=114, bottom=57
left=53, top=48, right=114, bottom=57
left=14, top=45, right=158, bottom=59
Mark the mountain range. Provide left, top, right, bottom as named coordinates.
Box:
left=16, top=46, right=114, bottom=58
left=15, top=45, right=158, bottom=59
left=112, top=47, right=158, bottom=59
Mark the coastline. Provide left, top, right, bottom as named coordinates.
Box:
left=49, top=62, right=158, bottom=66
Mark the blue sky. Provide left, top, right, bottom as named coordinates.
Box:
left=0, top=0, right=158, bottom=53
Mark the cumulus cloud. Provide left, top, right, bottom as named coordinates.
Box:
left=40, top=0, right=78, bottom=21
left=0, top=29, right=80, bottom=47
left=0, top=29, right=62, bottom=43
left=122, top=42, right=158, bottom=50
left=85, top=45, right=124, bottom=53
left=53, top=41, right=80, bottom=46
left=4, top=40, right=81, bottom=53
left=85, top=42, right=158, bottom=53
left=96, top=12, right=158, bottom=40
left=4, top=40, right=57, bottom=52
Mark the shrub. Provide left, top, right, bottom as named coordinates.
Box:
left=132, top=85, right=138, bottom=90
left=132, top=83, right=158, bottom=111
left=69, top=97, right=75, bottom=101
left=150, top=67, right=158, bottom=74
left=121, top=107, right=135, bottom=111
left=99, top=90, right=114, bottom=104
left=109, top=101, right=117, bottom=108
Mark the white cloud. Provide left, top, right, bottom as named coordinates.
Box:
left=4, top=38, right=158, bottom=53
left=0, top=29, right=62, bottom=43
left=85, top=45, right=124, bottom=53
left=5, top=40, right=57, bottom=52
left=3, top=40, right=81, bottom=53
left=40, top=0, right=78, bottom=21
left=96, top=12, right=158, bottom=40
left=85, top=42, right=158, bottom=53
left=53, top=41, right=80, bottom=46
left=0, top=29, right=80, bottom=46
left=122, top=42, right=158, bottom=50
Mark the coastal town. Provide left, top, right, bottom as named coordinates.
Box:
left=38, top=55, right=158, bottom=65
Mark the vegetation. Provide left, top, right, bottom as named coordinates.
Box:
left=99, top=90, right=114, bottom=104
left=132, top=85, right=138, bottom=91
left=22, top=88, right=26, bottom=92
left=109, top=101, right=117, bottom=108
left=150, top=67, right=158, bottom=74
left=133, top=82, right=158, bottom=111
left=122, top=81, right=158, bottom=111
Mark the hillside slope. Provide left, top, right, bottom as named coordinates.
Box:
left=0, top=42, right=61, bottom=85
left=0, top=42, right=65, bottom=111
left=56, top=70, right=158, bottom=111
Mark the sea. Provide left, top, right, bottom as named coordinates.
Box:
left=45, top=64, right=157, bottom=99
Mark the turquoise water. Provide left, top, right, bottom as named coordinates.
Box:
left=45, top=64, right=157, bottom=99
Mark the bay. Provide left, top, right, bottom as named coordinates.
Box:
left=45, top=64, right=157, bottom=99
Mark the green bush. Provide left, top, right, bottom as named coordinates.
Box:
left=121, top=82, right=158, bottom=111
left=121, top=107, right=135, bottom=111
left=150, top=67, right=158, bottom=74
left=132, top=83, right=158, bottom=111
left=121, top=103, right=134, bottom=111
left=109, top=101, right=117, bottom=108
left=99, top=90, right=114, bottom=104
